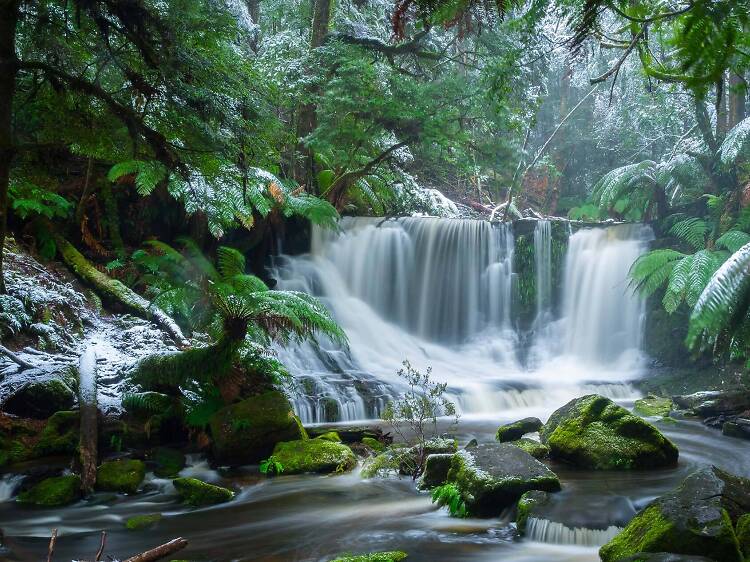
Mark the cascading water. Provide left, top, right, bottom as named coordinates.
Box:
left=534, top=220, right=553, bottom=323
left=271, top=217, right=650, bottom=423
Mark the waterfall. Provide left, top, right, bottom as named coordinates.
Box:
left=271, top=218, right=649, bottom=423
left=525, top=518, right=622, bottom=546
left=534, top=220, right=552, bottom=322
left=0, top=474, right=23, bottom=502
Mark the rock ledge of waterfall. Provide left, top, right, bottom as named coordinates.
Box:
left=540, top=394, right=679, bottom=470
left=600, top=466, right=750, bottom=562
left=446, top=442, right=561, bottom=517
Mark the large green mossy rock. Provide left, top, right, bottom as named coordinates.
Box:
left=2, top=377, right=76, bottom=419
left=599, top=466, right=750, bottom=562
left=329, top=552, right=407, bottom=562
left=96, top=460, right=146, bottom=494
left=271, top=439, right=356, bottom=474
left=17, top=474, right=81, bottom=506
left=33, top=411, right=79, bottom=457
left=446, top=442, right=560, bottom=517
left=508, top=438, right=549, bottom=459
left=209, top=391, right=307, bottom=465
left=634, top=396, right=674, bottom=418
left=416, top=453, right=454, bottom=490
left=172, top=477, right=234, bottom=506
left=496, top=417, right=543, bottom=442
left=540, top=395, right=678, bottom=470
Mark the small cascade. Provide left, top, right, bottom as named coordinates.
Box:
left=525, top=518, right=622, bottom=546
left=0, top=474, right=24, bottom=502
left=533, top=220, right=552, bottom=322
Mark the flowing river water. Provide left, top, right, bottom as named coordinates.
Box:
left=2, top=217, right=750, bottom=561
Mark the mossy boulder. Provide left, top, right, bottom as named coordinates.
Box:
left=329, top=552, right=407, bottom=562
left=446, top=442, right=560, bottom=517
left=540, top=395, right=678, bottom=470
left=416, top=453, right=454, bottom=490
left=151, top=447, right=186, bottom=478
left=306, top=426, right=385, bottom=444
left=736, top=513, right=750, bottom=559
left=516, top=490, right=551, bottom=534
left=615, top=555, right=717, bottom=562
left=2, top=378, right=76, bottom=419
left=17, top=474, right=81, bottom=506
left=634, top=396, right=674, bottom=418
left=33, top=411, right=79, bottom=457
left=496, top=417, right=543, bottom=442
left=362, top=437, right=385, bottom=451
left=316, top=431, right=342, bottom=442
left=508, top=438, right=549, bottom=459
left=0, top=413, right=44, bottom=467
left=271, top=439, right=356, bottom=474
left=172, top=477, right=234, bottom=506
left=599, top=466, right=750, bottom=562
left=209, top=391, right=307, bottom=465
left=96, top=460, right=146, bottom=494
left=126, top=513, right=162, bottom=530
left=398, top=437, right=457, bottom=475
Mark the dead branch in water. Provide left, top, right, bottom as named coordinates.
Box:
left=47, top=529, right=57, bottom=562
left=123, top=538, right=189, bottom=562
left=95, top=531, right=106, bottom=561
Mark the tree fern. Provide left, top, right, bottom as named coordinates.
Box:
left=716, top=230, right=750, bottom=253
left=719, top=116, right=750, bottom=165
left=108, top=160, right=168, bottom=196
left=592, top=161, right=657, bottom=211
left=669, top=218, right=709, bottom=251
left=629, top=249, right=686, bottom=297
left=122, top=391, right=176, bottom=415
left=688, top=242, right=750, bottom=348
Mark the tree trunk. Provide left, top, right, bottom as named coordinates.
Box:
left=0, top=0, right=19, bottom=294
left=310, top=0, right=331, bottom=49
left=78, top=346, right=99, bottom=495
left=716, top=76, right=728, bottom=142
left=247, top=0, right=260, bottom=52
left=729, top=71, right=747, bottom=129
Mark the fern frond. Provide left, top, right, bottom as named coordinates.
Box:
left=592, top=161, right=657, bottom=211
left=629, top=249, right=686, bottom=297
left=688, top=242, right=750, bottom=347
left=122, top=391, right=175, bottom=415
left=716, top=230, right=750, bottom=253
left=669, top=218, right=708, bottom=250
left=108, top=160, right=168, bottom=196
left=217, top=246, right=246, bottom=279
left=719, top=116, right=750, bottom=165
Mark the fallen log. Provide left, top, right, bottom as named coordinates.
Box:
left=78, top=345, right=98, bottom=495
left=123, top=538, right=188, bottom=562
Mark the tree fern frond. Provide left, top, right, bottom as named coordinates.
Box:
left=108, top=160, right=168, bottom=196
left=217, top=246, right=246, bottom=279
left=663, top=254, right=693, bottom=313
left=592, top=161, right=657, bottom=210
left=669, top=218, right=708, bottom=250
left=716, top=230, right=750, bottom=253
left=122, top=391, right=175, bottom=415
left=688, top=242, right=750, bottom=348
left=629, top=249, right=686, bottom=297
left=686, top=250, right=726, bottom=307
left=719, top=116, right=750, bottom=165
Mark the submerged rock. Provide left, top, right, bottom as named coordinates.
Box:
left=496, top=417, right=543, bottom=442
left=508, top=438, right=549, bottom=459
left=96, top=459, right=146, bottom=494
left=540, top=395, right=678, bottom=470
left=209, top=391, right=307, bottom=465
left=271, top=439, right=356, bottom=474
left=329, top=552, right=407, bottom=562
left=17, top=474, right=81, bottom=506
left=446, top=442, right=560, bottom=517
left=172, top=477, right=234, bottom=506
left=416, top=453, right=454, bottom=490
left=634, top=396, right=674, bottom=417
left=125, top=513, right=162, bottom=530
left=599, top=466, right=750, bottom=562
left=722, top=418, right=750, bottom=440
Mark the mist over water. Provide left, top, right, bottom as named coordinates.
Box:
left=271, top=217, right=652, bottom=423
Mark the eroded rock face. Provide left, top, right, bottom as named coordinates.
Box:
left=496, top=417, right=543, bottom=442
left=271, top=439, right=356, bottom=474
left=209, top=391, right=307, bottom=465
left=446, top=443, right=561, bottom=517
left=540, top=395, right=678, bottom=470
left=599, top=466, right=750, bottom=562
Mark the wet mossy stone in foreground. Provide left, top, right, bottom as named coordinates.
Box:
left=172, top=477, right=234, bottom=506
left=271, top=439, right=357, bottom=474
left=495, top=417, right=543, bottom=442
left=446, top=442, right=560, bottom=517
left=540, top=394, right=678, bottom=470
left=96, top=459, right=146, bottom=494
left=17, top=474, right=81, bottom=506
left=209, top=391, right=307, bottom=465
left=125, top=513, right=162, bottom=530
left=329, top=552, right=407, bottom=562
left=599, top=466, right=750, bottom=562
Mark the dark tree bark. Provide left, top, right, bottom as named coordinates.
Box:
left=78, top=346, right=99, bottom=495
left=0, top=0, right=19, bottom=294
left=729, top=71, right=747, bottom=129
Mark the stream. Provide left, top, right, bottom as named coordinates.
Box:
left=2, top=217, right=748, bottom=561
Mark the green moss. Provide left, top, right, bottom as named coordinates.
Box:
left=33, top=411, right=79, bottom=457
left=209, top=391, right=307, bottom=465
left=541, top=395, right=679, bottom=470
left=496, top=417, right=543, bottom=442
left=316, top=431, right=342, bottom=442
left=634, top=396, right=674, bottom=418
left=126, top=513, right=163, bottom=530
left=96, top=460, right=146, bottom=494
left=152, top=447, right=186, bottom=478
left=509, top=438, right=549, bottom=459
left=361, top=449, right=403, bottom=478
left=362, top=437, right=385, bottom=451
left=329, top=552, right=407, bottom=562
left=599, top=504, right=742, bottom=562
left=515, top=490, right=550, bottom=534
left=172, top=477, right=234, bottom=506
left=17, top=475, right=81, bottom=506
left=736, top=513, right=750, bottom=560
left=272, top=439, right=356, bottom=474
